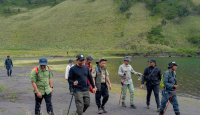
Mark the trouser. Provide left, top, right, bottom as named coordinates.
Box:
left=121, top=83, right=134, bottom=105
left=35, top=93, right=54, bottom=115
left=69, top=83, right=73, bottom=93
left=74, top=91, right=90, bottom=115
left=160, top=89, right=180, bottom=114
left=6, top=65, right=12, bottom=76
left=95, top=83, right=109, bottom=108
left=146, top=84, right=160, bottom=108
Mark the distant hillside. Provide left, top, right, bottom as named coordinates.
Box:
left=0, top=0, right=200, bottom=56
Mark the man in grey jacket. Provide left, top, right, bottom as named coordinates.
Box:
left=118, top=56, right=142, bottom=108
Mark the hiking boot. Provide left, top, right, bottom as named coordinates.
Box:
left=159, top=111, right=163, bottom=115
left=98, top=108, right=103, bottom=114
left=146, top=105, right=150, bottom=109
left=130, top=104, right=137, bottom=109
left=157, top=108, right=160, bottom=112
left=175, top=112, right=180, bottom=115
left=122, top=102, right=126, bottom=107
left=101, top=106, right=107, bottom=113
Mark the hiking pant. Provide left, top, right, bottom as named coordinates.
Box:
left=146, top=84, right=160, bottom=108
left=35, top=93, right=54, bottom=115
left=6, top=65, right=12, bottom=76
left=74, top=91, right=90, bottom=115
left=121, top=83, right=134, bottom=105
left=160, top=89, right=180, bottom=114
left=95, top=83, right=109, bottom=108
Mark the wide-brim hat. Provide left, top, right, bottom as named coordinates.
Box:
left=124, top=56, right=131, bottom=61
left=96, top=58, right=107, bottom=64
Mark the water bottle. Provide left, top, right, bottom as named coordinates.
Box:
left=138, top=75, right=142, bottom=80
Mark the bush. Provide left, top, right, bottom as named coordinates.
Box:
left=143, top=0, right=190, bottom=20
left=188, top=36, right=200, bottom=45
left=117, top=0, right=135, bottom=13
left=126, top=12, right=132, bottom=19
left=161, top=19, right=166, bottom=26
left=147, top=25, right=164, bottom=44
left=3, top=7, right=11, bottom=13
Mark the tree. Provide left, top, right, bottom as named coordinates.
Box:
left=0, top=0, right=4, bottom=4
left=161, top=19, right=166, bottom=26
left=27, top=0, right=32, bottom=5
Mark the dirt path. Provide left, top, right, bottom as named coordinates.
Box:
left=0, top=66, right=200, bottom=115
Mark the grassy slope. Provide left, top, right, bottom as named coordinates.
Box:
left=0, top=0, right=199, bottom=58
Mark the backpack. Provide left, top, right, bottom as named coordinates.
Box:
left=160, top=70, right=176, bottom=88
left=31, top=66, right=52, bottom=80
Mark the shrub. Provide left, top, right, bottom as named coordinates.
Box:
left=147, top=25, right=164, bottom=44
left=188, top=36, right=200, bottom=45
left=161, top=19, right=166, bottom=26
left=118, top=0, right=135, bottom=13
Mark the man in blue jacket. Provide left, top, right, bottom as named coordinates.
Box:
left=159, top=62, right=180, bottom=115
left=4, top=56, right=13, bottom=77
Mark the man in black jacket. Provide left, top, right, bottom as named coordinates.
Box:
left=68, top=54, right=96, bottom=115
left=140, top=59, right=162, bottom=112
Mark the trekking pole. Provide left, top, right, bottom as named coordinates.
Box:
left=163, top=89, right=176, bottom=115
left=67, top=88, right=75, bottom=115
left=118, top=73, right=126, bottom=105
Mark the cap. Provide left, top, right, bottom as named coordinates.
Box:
left=124, top=56, right=131, bottom=61
left=96, top=58, right=107, bottom=64
left=7, top=55, right=10, bottom=57
left=168, top=61, right=178, bottom=68
left=69, top=59, right=74, bottom=63
left=39, top=57, right=48, bottom=65
left=148, top=59, right=156, bottom=63
left=86, top=55, right=93, bottom=60
left=76, top=54, right=85, bottom=61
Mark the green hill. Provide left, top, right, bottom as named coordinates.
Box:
left=0, top=0, right=200, bottom=58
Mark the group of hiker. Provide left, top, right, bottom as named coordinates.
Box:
left=3, top=54, right=179, bottom=115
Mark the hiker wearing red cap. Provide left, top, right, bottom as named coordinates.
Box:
left=85, top=55, right=93, bottom=72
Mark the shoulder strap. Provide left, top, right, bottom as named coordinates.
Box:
left=31, top=67, right=39, bottom=74
left=47, top=65, right=53, bottom=77
left=149, top=66, right=157, bottom=77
